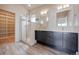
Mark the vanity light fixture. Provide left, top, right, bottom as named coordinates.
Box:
left=41, top=9, right=48, bottom=15
left=57, top=4, right=69, bottom=10
left=57, top=5, right=62, bottom=10
left=63, top=4, right=69, bottom=8
left=28, top=4, right=31, bottom=7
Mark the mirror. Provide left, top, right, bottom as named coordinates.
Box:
left=56, top=10, right=69, bottom=27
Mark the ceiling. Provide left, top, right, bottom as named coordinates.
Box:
left=23, top=4, right=44, bottom=10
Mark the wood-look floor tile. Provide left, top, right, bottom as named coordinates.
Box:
left=0, top=42, right=68, bottom=55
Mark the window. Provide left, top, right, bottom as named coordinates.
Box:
left=57, top=16, right=68, bottom=27
left=40, top=9, right=48, bottom=15
left=31, top=15, right=36, bottom=23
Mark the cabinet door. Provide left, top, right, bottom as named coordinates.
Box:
left=46, top=32, right=54, bottom=45
left=63, top=32, right=78, bottom=54
left=52, top=32, right=63, bottom=50
left=48, top=32, right=62, bottom=50
left=35, top=31, right=41, bottom=42
left=46, top=31, right=56, bottom=47
left=35, top=31, right=46, bottom=43
left=41, top=31, right=49, bottom=45
left=35, top=31, right=48, bottom=45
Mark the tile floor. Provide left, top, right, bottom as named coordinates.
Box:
left=0, top=42, right=68, bottom=55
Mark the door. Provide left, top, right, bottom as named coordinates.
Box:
left=0, top=14, right=6, bottom=44
left=0, top=9, right=15, bottom=43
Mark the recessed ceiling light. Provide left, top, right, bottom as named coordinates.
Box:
left=28, top=4, right=31, bottom=7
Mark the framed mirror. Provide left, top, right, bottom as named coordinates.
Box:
left=56, top=10, right=69, bottom=27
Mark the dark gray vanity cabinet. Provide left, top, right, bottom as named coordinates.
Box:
left=35, top=31, right=48, bottom=44
left=50, top=32, right=62, bottom=50
left=62, top=33, right=78, bottom=54
left=35, top=31, right=78, bottom=54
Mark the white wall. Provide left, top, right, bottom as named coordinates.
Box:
left=0, top=4, right=28, bottom=42
left=47, top=5, right=57, bottom=31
